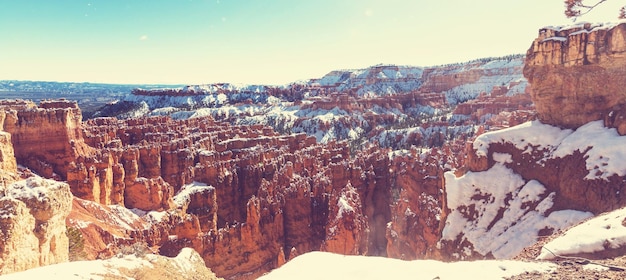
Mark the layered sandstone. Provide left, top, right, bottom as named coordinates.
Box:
left=524, top=22, right=626, bottom=131
left=452, top=86, right=534, bottom=124
left=0, top=99, right=93, bottom=179
left=0, top=176, right=73, bottom=274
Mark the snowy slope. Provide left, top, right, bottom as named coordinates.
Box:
left=443, top=163, right=592, bottom=259
left=258, top=251, right=555, bottom=280
left=442, top=119, right=626, bottom=259
left=538, top=206, right=626, bottom=259
left=0, top=248, right=218, bottom=280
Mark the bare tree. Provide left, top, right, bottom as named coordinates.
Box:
left=564, top=0, right=626, bottom=19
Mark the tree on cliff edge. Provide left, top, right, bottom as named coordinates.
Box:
left=564, top=0, right=626, bottom=18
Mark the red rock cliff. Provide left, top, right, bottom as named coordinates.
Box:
left=524, top=22, right=626, bottom=132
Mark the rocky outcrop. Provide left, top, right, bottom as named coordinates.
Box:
left=0, top=176, right=73, bottom=274
left=0, top=111, right=17, bottom=184
left=419, top=56, right=525, bottom=102
left=524, top=22, right=626, bottom=131
left=385, top=147, right=458, bottom=260
left=321, top=182, right=369, bottom=255
left=2, top=247, right=223, bottom=280
left=0, top=100, right=93, bottom=179
left=452, top=87, right=534, bottom=124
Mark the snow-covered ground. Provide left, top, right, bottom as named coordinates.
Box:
left=0, top=254, right=151, bottom=280
left=538, top=206, right=626, bottom=259
left=0, top=248, right=211, bottom=280
left=258, top=251, right=556, bottom=280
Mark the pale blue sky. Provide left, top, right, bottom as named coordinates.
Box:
left=0, top=0, right=622, bottom=85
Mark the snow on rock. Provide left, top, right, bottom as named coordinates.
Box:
left=473, top=120, right=572, bottom=157
left=442, top=163, right=592, bottom=259
left=551, top=121, right=626, bottom=180
left=538, top=207, right=626, bottom=260
left=0, top=175, right=73, bottom=274
left=337, top=192, right=355, bottom=219
left=6, top=176, right=68, bottom=202
left=0, top=248, right=219, bottom=280
left=474, top=120, right=626, bottom=180
left=0, top=255, right=149, bottom=280
left=173, top=181, right=215, bottom=207
left=258, top=251, right=556, bottom=280
left=107, top=205, right=147, bottom=230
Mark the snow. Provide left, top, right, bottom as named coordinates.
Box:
left=583, top=264, right=610, bottom=271
left=108, top=205, right=144, bottom=230
left=492, top=152, right=512, bottom=164
left=6, top=176, right=67, bottom=202
left=146, top=210, right=168, bottom=223
left=0, top=254, right=151, bottom=280
left=337, top=194, right=354, bottom=218
left=541, top=37, right=567, bottom=42
left=478, top=58, right=523, bottom=70
left=173, top=181, right=215, bottom=207
left=313, top=65, right=424, bottom=96
left=336, top=183, right=357, bottom=219
left=172, top=248, right=203, bottom=273
left=551, top=121, right=626, bottom=180
left=0, top=248, right=207, bottom=280
left=443, top=163, right=592, bottom=259
left=473, top=120, right=572, bottom=157
left=542, top=20, right=626, bottom=34
left=258, top=251, right=556, bottom=280
left=442, top=119, right=626, bottom=259
left=475, top=120, right=626, bottom=180
left=538, top=207, right=626, bottom=260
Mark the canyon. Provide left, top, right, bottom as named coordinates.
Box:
left=1, top=21, right=626, bottom=280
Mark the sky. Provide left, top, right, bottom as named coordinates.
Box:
left=0, top=0, right=624, bottom=85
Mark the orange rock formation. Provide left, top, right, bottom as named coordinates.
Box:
left=524, top=22, right=626, bottom=132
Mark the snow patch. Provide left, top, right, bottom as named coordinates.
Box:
left=258, top=251, right=556, bottom=280
left=551, top=121, right=626, bottom=180
left=538, top=207, right=626, bottom=260
left=173, top=181, right=215, bottom=207
left=473, top=120, right=572, bottom=157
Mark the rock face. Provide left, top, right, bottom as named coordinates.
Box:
left=385, top=148, right=457, bottom=260
left=0, top=176, right=73, bottom=274
left=524, top=22, right=626, bottom=131
left=0, top=111, right=17, bottom=184
left=1, top=100, right=92, bottom=179
left=452, top=86, right=534, bottom=124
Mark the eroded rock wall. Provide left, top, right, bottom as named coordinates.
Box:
left=0, top=177, right=73, bottom=274
left=524, top=22, right=626, bottom=131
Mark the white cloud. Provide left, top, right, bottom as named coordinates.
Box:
left=364, top=9, right=373, bottom=17
left=139, top=35, right=149, bottom=41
